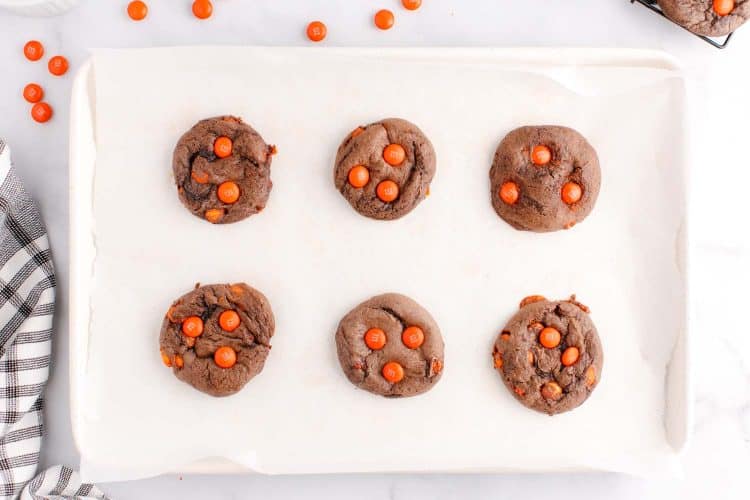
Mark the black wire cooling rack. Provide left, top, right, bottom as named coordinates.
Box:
left=631, top=0, right=734, bottom=49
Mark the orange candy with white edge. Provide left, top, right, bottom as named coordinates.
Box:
left=402, top=0, right=422, bottom=10
left=307, top=21, right=327, bottom=42
left=182, top=316, right=204, bottom=338
left=402, top=326, right=424, bottom=349
left=48, top=55, right=68, bottom=76
left=365, top=328, right=387, bottom=350
left=30, top=103, right=53, bottom=123
left=348, top=165, right=370, bottom=188
left=376, top=180, right=399, bottom=202
left=499, top=181, right=519, bottom=205
left=382, top=361, right=404, bottom=383
left=539, top=327, right=561, bottom=348
left=383, top=144, right=406, bottom=166
left=23, top=84, right=43, bottom=103
left=192, top=0, right=213, bottom=19
left=531, top=145, right=551, bottom=166
left=374, top=9, right=395, bottom=30
left=217, top=181, right=240, bottom=204
left=214, top=136, right=232, bottom=158
left=219, top=310, right=240, bottom=332
left=561, top=182, right=582, bottom=204
left=127, top=1, right=148, bottom=21
left=713, top=0, right=734, bottom=15
left=24, top=40, right=44, bottom=61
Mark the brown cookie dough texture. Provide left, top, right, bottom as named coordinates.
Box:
left=490, top=126, right=601, bottom=232
left=333, top=118, right=436, bottom=220
left=173, top=116, right=275, bottom=224
left=657, top=0, right=749, bottom=37
left=335, top=293, right=444, bottom=397
left=159, top=283, right=275, bottom=397
left=493, top=295, right=603, bottom=415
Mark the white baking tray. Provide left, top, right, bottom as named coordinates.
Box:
left=69, top=47, right=691, bottom=481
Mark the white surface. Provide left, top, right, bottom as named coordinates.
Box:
left=71, top=47, right=687, bottom=481
left=0, top=0, right=748, bottom=498
left=0, top=0, right=79, bottom=17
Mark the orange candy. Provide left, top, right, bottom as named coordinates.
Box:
left=561, top=182, right=582, bottom=204
left=528, top=351, right=535, bottom=364
left=24, top=40, right=44, bottom=61
left=531, top=145, right=551, bottom=166
left=519, top=295, right=545, bottom=308
left=561, top=346, right=580, bottom=366
left=23, top=83, right=44, bottom=103
left=500, top=332, right=511, bottom=341
left=48, top=55, right=68, bottom=76
left=499, top=181, right=519, bottom=205
left=214, top=136, right=233, bottom=158
left=214, top=346, right=237, bottom=368
left=493, top=350, right=503, bottom=369
left=383, top=144, right=406, bottom=166
left=307, top=21, right=327, bottom=42
left=713, top=0, right=734, bottom=15
left=219, top=310, right=241, bottom=332
left=351, top=127, right=364, bottom=138
left=174, top=354, right=184, bottom=368
left=218, top=181, right=240, bottom=204
left=160, top=351, right=172, bottom=367
left=539, top=327, right=561, bottom=348
left=374, top=9, right=395, bottom=30
left=541, top=381, right=563, bottom=400
left=402, top=326, right=424, bottom=349
left=585, top=365, right=597, bottom=386
left=191, top=170, right=209, bottom=184
left=127, top=1, right=148, bottom=21
left=182, top=316, right=204, bottom=338
left=348, top=165, right=370, bottom=188
left=376, top=180, right=399, bottom=202
left=30, top=102, right=53, bottom=123
left=382, top=361, right=404, bottom=383
left=205, top=208, right=224, bottom=223
left=192, top=0, right=213, bottom=19
left=402, top=0, right=422, bottom=10
left=365, top=328, right=387, bottom=350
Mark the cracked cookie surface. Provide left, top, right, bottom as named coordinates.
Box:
left=335, top=293, right=444, bottom=397
left=159, top=283, right=275, bottom=397
left=333, top=118, right=436, bottom=220
left=490, top=125, right=600, bottom=232
left=493, top=296, right=603, bottom=415
left=173, top=116, right=275, bottom=224
left=657, top=0, right=749, bottom=37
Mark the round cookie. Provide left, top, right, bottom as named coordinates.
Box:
left=335, top=293, right=444, bottom=397
left=492, top=295, right=603, bottom=415
left=159, top=283, right=275, bottom=397
left=657, top=0, right=749, bottom=37
left=333, top=118, right=436, bottom=220
left=490, top=125, right=601, bottom=232
left=173, top=116, right=275, bottom=224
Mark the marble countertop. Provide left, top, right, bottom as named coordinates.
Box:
left=0, top=1, right=748, bottom=498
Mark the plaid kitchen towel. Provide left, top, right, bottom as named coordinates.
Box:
left=0, top=140, right=107, bottom=499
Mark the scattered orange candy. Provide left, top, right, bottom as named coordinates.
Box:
left=383, top=143, right=405, bottom=166
left=192, top=0, right=213, bottom=19
left=539, top=327, right=561, bottom=348
left=219, top=310, right=241, bottom=332
left=348, top=165, right=370, bottom=188
left=519, top=295, right=545, bottom=308
left=191, top=170, right=209, bottom=184
left=376, top=180, right=399, bottom=202
left=499, top=181, right=519, bottom=205
left=351, top=127, right=364, bottom=138
left=382, top=361, right=404, bottom=383
left=402, top=326, right=424, bottom=349
left=214, top=136, right=232, bottom=158
left=48, top=55, right=68, bottom=76
left=500, top=332, right=511, bottom=341
left=493, top=350, right=503, bottom=369
left=127, top=1, right=148, bottom=21
left=541, top=381, right=563, bottom=400
left=561, top=182, right=582, bottom=204
left=531, top=145, right=551, bottom=166
left=23, top=83, right=44, bottom=103
left=160, top=351, right=172, bottom=367
left=374, top=9, right=395, bottom=30
left=307, top=21, right=327, bottom=42
left=585, top=365, right=597, bottom=386
left=402, top=0, right=422, bottom=10
left=217, top=181, right=240, bottom=204
left=205, top=208, right=224, bottom=223
left=713, top=0, right=734, bottom=15
left=174, top=354, right=184, bottom=368
left=214, top=346, right=237, bottom=368
left=30, top=102, right=53, bottom=123
left=365, top=328, right=387, bottom=350
left=561, top=347, right=580, bottom=366
left=23, top=40, right=44, bottom=61
left=182, top=316, right=204, bottom=338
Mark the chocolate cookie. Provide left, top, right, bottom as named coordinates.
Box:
left=657, top=0, right=749, bottom=37
left=490, top=126, right=601, bottom=232
left=492, top=295, right=603, bottom=415
left=335, top=293, right=444, bottom=397
left=333, top=118, right=436, bottom=220
left=159, top=283, right=275, bottom=397
left=173, top=116, right=275, bottom=224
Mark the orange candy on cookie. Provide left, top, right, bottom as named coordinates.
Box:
left=365, top=328, right=387, bottom=350
left=561, top=182, right=582, bottom=204
left=541, top=381, right=563, bottom=400
left=219, top=310, right=241, bottom=332
left=383, top=144, right=406, bottom=166
left=402, top=326, right=424, bottom=349
left=218, top=181, right=240, bottom=204
left=205, top=208, right=224, bottom=223
left=561, top=346, right=580, bottom=366
left=348, top=165, right=370, bottom=188
left=382, top=361, right=404, bottom=383
left=182, top=316, right=204, bottom=338
left=713, top=0, right=735, bottom=16
left=499, top=181, right=519, bottom=205
left=214, top=346, right=237, bottom=368
left=214, top=136, right=233, bottom=158
left=531, top=145, right=551, bottom=166
left=160, top=351, right=172, bottom=367
left=376, top=180, right=399, bottom=202
left=307, top=21, right=327, bottom=42
left=539, top=327, right=561, bottom=348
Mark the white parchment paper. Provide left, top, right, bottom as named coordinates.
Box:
left=76, top=47, right=687, bottom=481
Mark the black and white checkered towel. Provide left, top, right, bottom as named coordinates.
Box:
left=0, top=140, right=107, bottom=499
